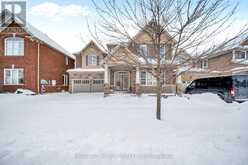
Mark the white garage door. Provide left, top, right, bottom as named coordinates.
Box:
left=92, top=80, right=104, bottom=92
left=72, top=79, right=104, bottom=93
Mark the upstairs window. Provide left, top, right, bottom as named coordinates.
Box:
left=139, top=44, right=148, bottom=57
left=160, top=45, right=166, bottom=58
left=234, top=51, right=247, bottom=60
left=5, top=37, right=24, bottom=56
left=201, top=59, right=208, bottom=69
left=87, top=55, right=98, bottom=65
left=4, top=69, right=24, bottom=85
left=232, top=50, right=248, bottom=64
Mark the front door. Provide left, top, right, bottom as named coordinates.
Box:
left=115, top=71, right=129, bottom=91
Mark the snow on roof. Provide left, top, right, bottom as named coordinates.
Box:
left=138, top=57, right=157, bottom=64
left=207, top=33, right=248, bottom=59
left=67, top=68, right=105, bottom=72
left=26, top=23, right=75, bottom=59
left=0, top=10, right=75, bottom=59
left=221, top=33, right=248, bottom=51
left=79, top=40, right=107, bottom=55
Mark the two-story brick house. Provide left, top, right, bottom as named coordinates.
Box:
left=0, top=11, right=75, bottom=93
left=68, top=25, right=178, bottom=94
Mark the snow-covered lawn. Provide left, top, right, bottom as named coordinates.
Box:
left=0, top=93, right=247, bottom=165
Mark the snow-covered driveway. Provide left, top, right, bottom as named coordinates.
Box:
left=0, top=93, right=247, bottom=165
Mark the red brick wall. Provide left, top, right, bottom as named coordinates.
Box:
left=39, top=44, right=74, bottom=92
left=0, top=24, right=75, bottom=93
left=0, top=33, right=38, bottom=93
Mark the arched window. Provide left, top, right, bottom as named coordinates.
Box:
left=5, top=37, right=24, bottom=56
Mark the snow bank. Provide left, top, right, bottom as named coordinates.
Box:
left=15, top=89, right=35, bottom=95
left=0, top=93, right=247, bottom=165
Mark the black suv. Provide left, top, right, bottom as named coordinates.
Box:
left=185, top=74, right=248, bottom=103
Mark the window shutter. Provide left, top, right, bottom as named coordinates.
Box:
left=97, top=56, right=100, bottom=65
left=86, top=55, right=88, bottom=66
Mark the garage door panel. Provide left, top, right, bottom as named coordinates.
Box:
left=72, top=79, right=104, bottom=93
left=74, top=85, right=91, bottom=92
left=73, top=79, right=91, bottom=93
left=92, top=80, right=104, bottom=92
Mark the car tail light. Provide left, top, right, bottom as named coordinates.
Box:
left=230, top=88, right=235, bottom=97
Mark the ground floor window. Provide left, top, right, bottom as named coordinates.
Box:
left=4, top=68, right=24, bottom=85
left=140, top=71, right=157, bottom=86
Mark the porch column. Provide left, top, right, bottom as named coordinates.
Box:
left=176, top=69, right=182, bottom=96
left=104, top=64, right=110, bottom=95
left=135, top=66, right=141, bottom=95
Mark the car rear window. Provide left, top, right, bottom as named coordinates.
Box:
left=233, top=75, right=248, bottom=88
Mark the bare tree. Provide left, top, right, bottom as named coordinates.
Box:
left=88, top=0, right=248, bottom=120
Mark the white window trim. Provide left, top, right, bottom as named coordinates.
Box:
left=63, top=74, right=69, bottom=86
left=88, top=55, right=98, bottom=65
left=4, top=68, right=24, bottom=85
left=4, top=37, right=24, bottom=56
left=139, top=44, right=148, bottom=57
left=140, top=71, right=157, bottom=86
left=160, top=44, right=166, bottom=57
left=201, top=59, right=208, bottom=69
left=233, top=50, right=248, bottom=63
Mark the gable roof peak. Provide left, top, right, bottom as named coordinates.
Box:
left=80, top=40, right=107, bottom=54
left=0, top=9, right=74, bottom=59
left=147, top=18, right=158, bottom=27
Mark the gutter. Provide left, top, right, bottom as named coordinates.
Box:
left=37, top=42, right=40, bottom=94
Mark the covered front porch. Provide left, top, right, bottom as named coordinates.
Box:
left=103, top=64, right=140, bottom=94
left=103, top=64, right=177, bottom=94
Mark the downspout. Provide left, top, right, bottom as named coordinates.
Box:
left=37, top=42, right=40, bottom=94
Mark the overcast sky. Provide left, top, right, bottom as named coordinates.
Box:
left=4, top=0, right=248, bottom=53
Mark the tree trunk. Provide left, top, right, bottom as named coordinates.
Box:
left=156, top=31, right=162, bottom=120
left=156, top=81, right=162, bottom=120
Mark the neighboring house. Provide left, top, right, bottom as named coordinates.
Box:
left=181, top=36, right=248, bottom=83
left=0, top=10, right=75, bottom=93
left=68, top=25, right=179, bottom=94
